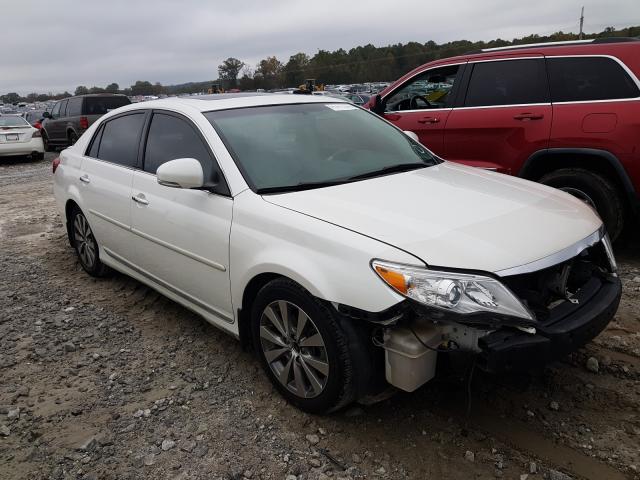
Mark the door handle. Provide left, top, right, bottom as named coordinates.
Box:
left=79, top=174, right=90, bottom=184
left=417, top=116, right=440, bottom=124
left=513, top=113, right=544, bottom=121
left=132, top=194, right=149, bottom=206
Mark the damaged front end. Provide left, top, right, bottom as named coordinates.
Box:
left=348, top=230, right=621, bottom=392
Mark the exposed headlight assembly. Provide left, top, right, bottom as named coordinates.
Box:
left=372, top=260, right=533, bottom=321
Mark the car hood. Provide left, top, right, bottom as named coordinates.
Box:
left=263, top=162, right=602, bottom=275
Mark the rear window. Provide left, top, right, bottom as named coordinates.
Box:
left=464, top=59, right=549, bottom=107
left=547, top=57, right=640, bottom=102
left=67, top=97, right=83, bottom=117
left=0, top=116, right=29, bottom=127
left=83, top=96, right=131, bottom=115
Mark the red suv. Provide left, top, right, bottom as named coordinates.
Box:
left=366, top=38, right=640, bottom=239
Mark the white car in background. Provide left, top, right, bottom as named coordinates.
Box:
left=0, top=115, right=45, bottom=159
left=52, top=94, right=620, bottom=413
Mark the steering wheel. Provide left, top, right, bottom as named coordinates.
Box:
left=409, top=95, right=432, bottom=109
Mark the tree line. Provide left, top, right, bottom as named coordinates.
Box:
left=2, top=25, right=638, bottom=104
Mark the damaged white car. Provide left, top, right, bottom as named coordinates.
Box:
left=53, top=94, right=621, bottom=413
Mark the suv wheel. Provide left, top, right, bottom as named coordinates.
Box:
left=251, top=278, right=358, bottom=413
left=42, top=131, right=55, bottom=152
left=69, top=207, right=109, bottom=277
left=540, top=168, right=624, bottom=240
left=68, top=131, right=78, bottom=146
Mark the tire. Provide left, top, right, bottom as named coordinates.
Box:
left=69, top=207, right=110, bottom=277
left=68, top=131, right=78, bottom=146
left=42, top=131, right=55, bottom=152
left=251, top=278, right=361, bottom=413
left=540, top=168, right=625, bottom=240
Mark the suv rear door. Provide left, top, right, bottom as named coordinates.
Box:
left=443, top=56, right=552, bottom=173
left=380, top=63, right=464, bottom=156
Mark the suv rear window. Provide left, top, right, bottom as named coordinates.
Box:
left=547, top=57, right=640, bottom=102
left=82, top=96, right=131, bottom=115
left=464, top=59, right=549, bottom=107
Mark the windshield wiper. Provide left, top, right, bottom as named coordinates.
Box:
left=256, top=179, right=351, bottom=194
left=346, top=162, right=427, bottom=181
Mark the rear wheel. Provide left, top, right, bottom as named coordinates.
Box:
left=68, top=131, right=78, bottom=146
left=251, top=278, right=360, bottom=413
left=540, top=168, right=625, bottom=240
left=69, top=207, right=109, bottom=277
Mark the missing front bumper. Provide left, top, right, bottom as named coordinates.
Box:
left=477, top=274, right=621, bottom=373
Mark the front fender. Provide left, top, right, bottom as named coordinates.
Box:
left=230, top=192, right=422, bottom=316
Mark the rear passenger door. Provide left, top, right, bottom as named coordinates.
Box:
left=80, top=112, right=147, bottom=263
left=130, top=110, right=234, bottom=325
left=443, top=57, right=552, bottom=174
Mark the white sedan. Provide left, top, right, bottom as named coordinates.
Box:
left=53, top=94, right=620, bottom=413
left=0, top=114, right=45, bottom=159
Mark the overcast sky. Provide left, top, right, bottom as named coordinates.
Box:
left=3, top=0, right=638, bottom=95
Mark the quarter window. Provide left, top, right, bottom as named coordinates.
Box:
left=96, top=113, right=146, bottom=167
left=87, top=124, right=104, bottom=158
left=59, top=99, right=69, bottom=118
left=547, top=57, right=640, bottom=102
left=143, top=113, right=215, bottom=181
left=464, top=59, right=549, bottom=107
left=385, top=65, right=461, bottom=111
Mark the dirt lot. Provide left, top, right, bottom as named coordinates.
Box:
left=1, top=153, right=639, bottom=480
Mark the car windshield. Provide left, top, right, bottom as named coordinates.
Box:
left=205, top=103, right=439, bottom=193
left=0, top=116, right=29, bottom=127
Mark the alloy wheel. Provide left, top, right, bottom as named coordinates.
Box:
left=259, top=300, right=329, bottom=398
left=73, top=213, right=97, bottom=269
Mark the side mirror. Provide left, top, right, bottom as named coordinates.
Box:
left=156, top=158, right=204, bottom=189
left=42, top=111, right=51, bottom=119
left=403, top=131, right=419, bottom=142
left=370, top=94, right=385, bottom=115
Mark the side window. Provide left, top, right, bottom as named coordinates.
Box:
left=464, top=59, right=549, bottom=107
left=59, top=99, right=69, bottom=118
left=547, top=57, right=640, bottom=102
left=386, top=65, right=461, bottom=112
left=87, top=124, right=104, bottom=158
left=96, top=113, right=146, bottom=167
left=67, top=97, right=83, bottom=117
left=51, top=101, right=61, bottom=119
left=143, top=113, right=217, bottom=182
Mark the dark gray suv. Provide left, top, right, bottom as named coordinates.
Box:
left=41, top=94, right=131, bottom=151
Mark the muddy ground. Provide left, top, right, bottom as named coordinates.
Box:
left=1, top=153, right=639, bottom=480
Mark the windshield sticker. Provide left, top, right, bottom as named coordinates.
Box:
left=326, top=104, right=357, bottom=111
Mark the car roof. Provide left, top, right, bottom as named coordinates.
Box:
left=118, top=93, right=348, bottom=113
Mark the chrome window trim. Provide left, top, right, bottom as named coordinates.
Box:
left=495, top=227, right=604, bottom=277
left=454, top=102, right=551, bottom=111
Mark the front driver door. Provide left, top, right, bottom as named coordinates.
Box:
left=381, top=63, right=465, bottom=156
left=130, top=110, right=234, bottom=324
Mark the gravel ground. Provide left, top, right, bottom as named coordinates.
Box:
left=1, top=153, right=639, bottom=480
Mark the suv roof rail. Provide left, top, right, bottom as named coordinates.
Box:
left=465, top=37, right=639, bottom=55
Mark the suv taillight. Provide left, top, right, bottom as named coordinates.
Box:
left=52, top=157, right=60, bottom=174
left=32, top=129, right=41, bottom=138
left=79, top=116, right=89, bottom=129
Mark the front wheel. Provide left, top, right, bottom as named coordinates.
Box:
left=251, top=278, right=360, bottom=413
left=42, top=131, right=55, bottom=152
left=540, top=168, right=625, bottom=240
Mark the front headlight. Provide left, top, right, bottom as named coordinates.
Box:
left=371, top=260, right=533, bottom=321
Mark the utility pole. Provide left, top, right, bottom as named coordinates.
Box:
left=579, top=6, right=584, bottom=39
